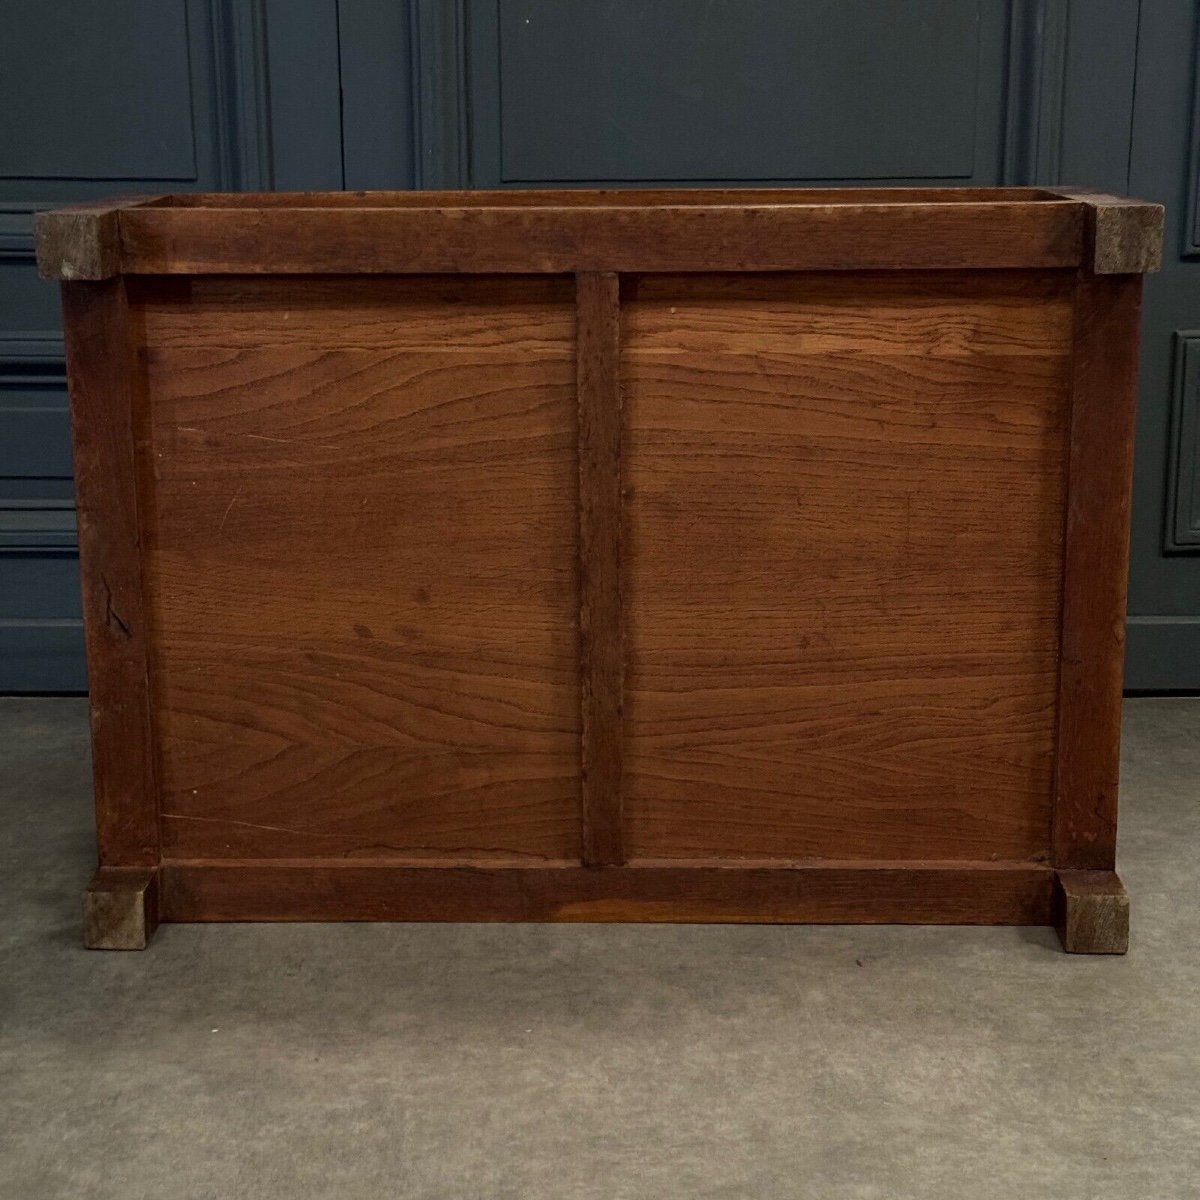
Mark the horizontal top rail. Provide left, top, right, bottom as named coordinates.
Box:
left=147, top=186, right=1072, bottom=208
left=35, top=188, right=1162, bottom=280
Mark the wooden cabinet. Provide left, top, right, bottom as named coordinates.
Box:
left=37, top=188, right=1160, bottom=951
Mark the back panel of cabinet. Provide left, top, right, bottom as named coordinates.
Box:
left=622, top=271, right=1074, bottom=863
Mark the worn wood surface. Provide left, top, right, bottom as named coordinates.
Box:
left=1051, top=191, right=1164, bottom=274
left=62, top=281, right=160, bottom=867
left=113, top=199, right=1084, bottom=275
left=623, top=271, right=1073, bottom=861
left=1055, top=869, right=1129, bottom=953
left=576, top=272, right=625, bottom=866
left=133, top=275, right=581, bottom=862
left=159, top=860, right=1055, bottom=924
left=1053, top=275, right=1143, bottom=871
left=52, top=189, right=1157, bottom=943
left=83, top=867, right=159, bottom=950
left=35, top=196, right=162, bottom=280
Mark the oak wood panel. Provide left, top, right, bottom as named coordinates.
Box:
left=159, top=860, right=1056, bottom=925
left=46, top=189, right=1160, bottom=946
left=133, top=275, right=582, bottom=862
left=1053, top=275, right=1143, bottom=870
left=576, top=272, right=625, bottom=865
left=624, top=272, right=1075, bottom=862
left=115, top=201, right=1084, bottom=276
left=61, top=280, right=160, bottom=867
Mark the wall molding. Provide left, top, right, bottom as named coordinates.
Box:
left=1165, top=332, right=1200, bottom=553
left=0, top=330, right=64, bottom=368
left=0, top=501, right=76, bottom=553
left=410, top=0, right=469, bottom=188
left=0, top=202, right=55, bottom=260
left=1182, top=4, right=1200, bottom=256
left=1002, top=0, right=1070, bottom=185
left=210, top=0, right=274, bottom=190
left=0, top=332, right=73, bottom=555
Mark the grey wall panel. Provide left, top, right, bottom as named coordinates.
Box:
left=0, top=557, right=84, bottom=692
left=0, top=409, right=71, bottom=481
left=0, top=0, right=273, bottom=207
left=339, top=0, right=416, bottom=189
left=0, top=337, right=69, bottom=481
left=1125, top=619, right=1200, bottom=693
left=468, top=0, right=1019, bottom=187
left=264, top=0, right=345, bottom=190
left=1124, top=0, right=1200, bottom=688
left=1057, top=0, right=1139, bottom=192
left=337, top=0, right=465, bottom=190
left=496, top=0, right=980, bottom=182
left=0, top=253, right=60, bottom=334
left=0, top=1, right=197, bottom=181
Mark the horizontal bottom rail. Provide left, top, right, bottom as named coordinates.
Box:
left=156, top=860, right=1056, bottom=925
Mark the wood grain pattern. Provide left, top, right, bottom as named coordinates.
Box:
left=51, top=189, right=1158, bottom=947
left=623, top=272, right=1075, bottom=862
left=1053, top=275, right=1143, bottom=870
left=114, top=200, right=1084, bottom=276
left=576, top=272, right=624, bottom=865
left=62, top=280, right=160, bottom=867
left=132, top=275, right=581, bottom=862
left=159, top=860, right=1055, bottom=925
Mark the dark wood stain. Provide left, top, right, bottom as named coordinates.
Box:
left=110, top=193, right=1088, bottom=276
left=623, top=271, right=1072, bottom=862
left=576, top=272, right=624, bottom=866
left=136, top=275, right=581, bottom=863
left=160, top=860, right=1056, bottom=926
left=43, top=190, right=1156, bottom=947
left=62, top=280, right=160, bottom=867
left=1053, top=275, right=1143, bottom=870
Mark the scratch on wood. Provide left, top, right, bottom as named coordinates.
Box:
left=164, top=812, right=312, bottom=837
left=219, top=489, right=243, bottom=534
left=101, top=576, right=131, bottom=639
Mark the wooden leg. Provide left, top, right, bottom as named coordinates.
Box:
left=83, top=867, right=159, bottom=950
left=1055, top=870, right=1129, bottom=954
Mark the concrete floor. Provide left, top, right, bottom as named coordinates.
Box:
left=1, top=698, right=1197, bottom=1199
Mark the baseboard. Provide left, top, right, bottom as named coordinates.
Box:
left=1124, top=615, right=1200, bottom=691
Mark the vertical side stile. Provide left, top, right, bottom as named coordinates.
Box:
left=576, top=271, right=624, bottom=866
left=62, top=279, right=160, bottom=871
left=1052, top=272, right=1143, bottom=870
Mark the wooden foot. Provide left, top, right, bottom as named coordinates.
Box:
left=1055, top=870, right=1129, bottom=954
left=83, top=867, right=159, bottom=950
